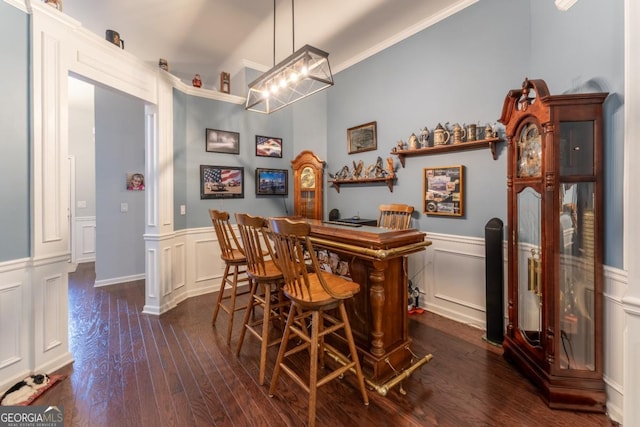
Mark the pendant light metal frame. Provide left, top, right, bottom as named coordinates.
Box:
left=245, top=0, right=334, bottom=114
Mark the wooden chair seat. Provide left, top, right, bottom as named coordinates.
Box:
left=283, top=271, right=359, bottom=309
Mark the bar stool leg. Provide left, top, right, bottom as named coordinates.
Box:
left=269, top=304, right=297, bottom=397
left=339, top=304, right=369, bottom=406
left=308, top=310, right=321, bottom=427
left=236, top=279, right=258, bottom=357
left=212, top=264, right=231, bottom=325
left=226, top=265, right=240, bottom=345
left=258, top=284, right=273, bottom=386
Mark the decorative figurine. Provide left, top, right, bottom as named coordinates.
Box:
left=466, top=123, right=477, bottom=142
left=192, top=74, right=202, bottom=88
left=159, top=58, right=169, bottom=71
left=396, top=140, right=406, bottom=151
left=386, top=157, right=395, bottom=176
left=44, top=0, right=63, bottom=11
left=220, top=72, right=230, bottom=93
left=352, top=160, right=364, bottom=179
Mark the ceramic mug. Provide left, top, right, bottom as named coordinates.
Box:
left=106, top=30, right=124, bottom=49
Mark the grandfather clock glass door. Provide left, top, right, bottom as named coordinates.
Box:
left=300, top=166, right=317, bottom=218
left=557, top=120, right=597, bottom=372
left=517, top=187, right=542, bottom=349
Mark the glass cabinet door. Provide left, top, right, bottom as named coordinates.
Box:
left=517, top=187, right=542, bottom=348
left=557, top=120, right=597, bottom=371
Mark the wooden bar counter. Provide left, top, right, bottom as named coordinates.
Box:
left=306, top=220, right=433, bottom=394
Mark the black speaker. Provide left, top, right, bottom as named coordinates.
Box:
left=485, top=218, right=504, bottom=345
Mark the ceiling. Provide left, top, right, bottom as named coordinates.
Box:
left=61, top=0, right=474, bottom=91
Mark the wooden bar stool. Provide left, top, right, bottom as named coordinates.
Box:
left=267, top=217, right=369, bottom=427
left=209, top=209, right=250, bottom=345
left=234, top=213, right=289, bottom=386
left=377, top=203, right=414, bottom=230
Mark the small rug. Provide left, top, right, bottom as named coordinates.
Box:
left=0, top=373, right=64, bottom=406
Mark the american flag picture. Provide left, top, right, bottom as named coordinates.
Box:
left=200, top=165, right=244, bottom=199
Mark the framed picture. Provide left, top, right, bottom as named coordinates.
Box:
left=347, top=121, right=377, bottom=154
left=255, top=135, right=283, bottom=158
left=200, top=165, right=244, bottom=199
left=423, top=165, right=464, bottom=216
left=126, top=173, right=145, bottom=191
left=255, top=168, right=288, bottom=196
left=206, top=128, right=240, bottom=154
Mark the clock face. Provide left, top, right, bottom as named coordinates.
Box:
left=300, top=167, right=315, bottom=189
left=518, top=123, right=542, bottom=178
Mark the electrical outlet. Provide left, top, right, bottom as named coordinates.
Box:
left=120, top=203, right=128, bottom=212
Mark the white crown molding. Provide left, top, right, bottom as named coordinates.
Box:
left=333, top=0, right=479, bottom=74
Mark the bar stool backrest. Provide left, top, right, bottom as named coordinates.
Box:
left=377, top=203, right=414, bottom=230
left=268, top=217, right=353, bottom=302
left=235, top=213, right=275, bottom=277
left=209, top=209, right=244, bottom=261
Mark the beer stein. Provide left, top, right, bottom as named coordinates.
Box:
left=452, top=123, right=466, bottom=144
left=466, top=123, right=477, bottom=142
left=484, top=123, right=495, bottom=139
left=433, top=123, right=450, bottom=146
left=408, top=133, right=420, bottom=150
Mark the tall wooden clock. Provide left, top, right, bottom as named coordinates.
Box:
left=292, top=150, right=324, bottom=220
left=498, top=78, right=608, bottom=412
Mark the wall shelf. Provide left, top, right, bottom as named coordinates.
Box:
left=329, top=175, right=395, bottom=193
left=391, top=137, right=503, bottom=167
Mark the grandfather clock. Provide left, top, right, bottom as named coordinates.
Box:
left=292, top=150, right=324, bottom=220
left=499, top=78, right=607, bottom=412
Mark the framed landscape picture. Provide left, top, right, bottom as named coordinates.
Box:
left=206, top=128, right=240, bottom=154
left=423, top=165, right=464, bottom=216
left=347, top=121, right=377, bottom=154
left=255, top=168, right=288, bottom=195
left=200, top=165, right=244, bottom=199
left=255, top=135, right=283, bottom=158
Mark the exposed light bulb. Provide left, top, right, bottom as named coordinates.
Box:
left=279, top=76, right=287, bottom=88
left=262, top=89, right=270, bottom=99
left=301, top=64, right=309, bottom=76
left=270, top=82, right=279, bottom=94
left=289, top=72, right=299, bottom=82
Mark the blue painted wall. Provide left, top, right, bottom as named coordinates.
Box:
left=0, top=3, right=30, bottom=262
left=326, top=0, right=529, bottom=236
left=173, top=93, right=294, bottom=229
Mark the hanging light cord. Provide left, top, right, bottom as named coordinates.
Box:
left=273, top=0, right=276, bottom=67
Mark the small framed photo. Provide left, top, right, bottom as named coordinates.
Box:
left=126, top=173, right=145, bottom=191
left=206, top=128, right=240, bottom=154
left=200, top=165, right=244, bottom=199
left=423, top=165, right=464, bottom=216
left=347, top=121, right=377, bottom=154
left=255, top=135, right=283, bottom=158
left=255, top=168, right=288, bottom=196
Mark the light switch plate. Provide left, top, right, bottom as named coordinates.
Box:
left=180, top=205, right=186, bottom=215
left=120, top=203, right=128, bottom=212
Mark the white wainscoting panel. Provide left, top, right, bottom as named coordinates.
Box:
left=74, top=216, right=95, bottom=263
left=421, top=233, right=491, bottom=328
left=0, top=259, right=30, bottom=393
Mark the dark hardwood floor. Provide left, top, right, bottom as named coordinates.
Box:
left=35, top=262, right=616, bottom=426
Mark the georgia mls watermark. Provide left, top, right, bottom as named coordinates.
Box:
left=0, top=406, right=63, bottom=427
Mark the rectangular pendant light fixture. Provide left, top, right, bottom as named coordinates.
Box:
left=245, top=44, right=333, bottom=114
